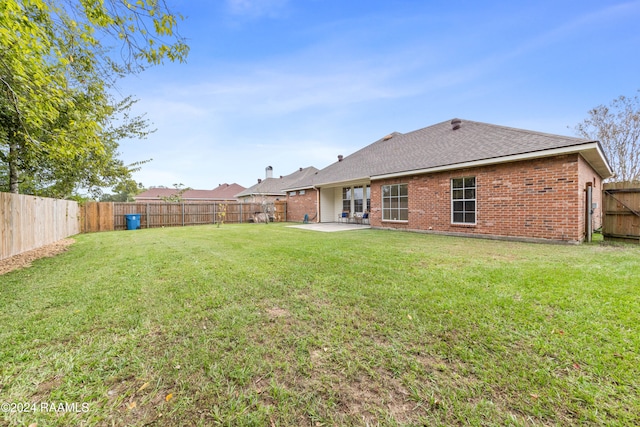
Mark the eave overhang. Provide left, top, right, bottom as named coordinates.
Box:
left=372, top=142, right=614, bottom=181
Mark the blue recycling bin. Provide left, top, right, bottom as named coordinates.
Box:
left=124, top=214, right=141, bottom=230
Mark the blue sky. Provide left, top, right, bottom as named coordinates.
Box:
left=116, top=0, right=640, bottom=190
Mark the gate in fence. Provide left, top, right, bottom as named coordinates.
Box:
left=602, top=182, right=640, bottom=243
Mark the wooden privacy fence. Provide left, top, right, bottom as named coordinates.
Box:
left=81, top=201, right=287, bottom=232
left=1, top=192, right=80, bottom=260
left=602, top=182, right=640, bottom=243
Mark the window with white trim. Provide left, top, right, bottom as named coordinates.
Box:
left=342, top=187, right=351, bottom=212
left=354, top=186, right=364, bottom=213
left=382, top=184, right=408, bottom=221
left=451, top=177, right=476, bottom=224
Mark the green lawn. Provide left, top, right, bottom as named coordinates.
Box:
left=1, top=223, right=639, bottom=426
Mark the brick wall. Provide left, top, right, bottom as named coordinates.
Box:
left=287, top=189, right=318, bottom=222
left=370, top=154, right=593, bottom=243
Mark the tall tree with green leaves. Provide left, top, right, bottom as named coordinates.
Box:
left=100, top=179, right=145, bottom=202
left=0, top=0, right=188, bottom=196
left=576, top=90, right=640, bottom=183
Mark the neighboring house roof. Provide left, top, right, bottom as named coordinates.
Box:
left=287, top=119, right=613, bottom=189
left=209, top=183, right=247, bottom=200
left=135, top=183, right=246, bottom=201
left=235, top=167, right=319, bottom=198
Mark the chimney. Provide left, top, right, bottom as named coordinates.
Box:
left=265, top=166, right=273, bottom=179
left=338, top=155, right=343, bottom=162
left=451, top=118, right=462, bottom=130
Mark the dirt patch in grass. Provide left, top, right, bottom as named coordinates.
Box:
left=266, top=307, right=290, bottom=318
left=0, top=238, right=75, bottom=275
left=31, top=375, right=64, bottom=402
left=336, top=370, right=414, bottom=424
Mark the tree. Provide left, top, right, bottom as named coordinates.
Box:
left=159, top=183, right=191, bottom=202
left=100, top=179, right=145, bottom=202
left=576, top=90, right=640, bottom=183
left=0, top=0, right=188, bottom=196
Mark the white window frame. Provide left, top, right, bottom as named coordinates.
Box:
left=451, top=177, right=476, bottom=225
left=382, top=183, right=408, bottom=222
left=341, top=185, right=370, bottom=214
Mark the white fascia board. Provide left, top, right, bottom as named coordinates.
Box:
left=285, top=186, right=314, bottom=192
left=285, top=177, right=371, bottom=191
left=312, top=177, right=371, bottom=189
left=594, top=142, right=615, bottom=178
left=372, top=143, right=607, bottom=180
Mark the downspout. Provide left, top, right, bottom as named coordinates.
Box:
left=314, top=186, right=320, bottom=223
left=586, top=184, right=593, bottom=243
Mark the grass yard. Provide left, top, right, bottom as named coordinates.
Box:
left=1, top=223, right=639, bottom=426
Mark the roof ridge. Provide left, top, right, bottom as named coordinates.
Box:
left=284, top=118, right=608, bottom=190
left=454, top=118, right=585, bottom=141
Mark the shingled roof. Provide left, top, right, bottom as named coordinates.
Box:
left=235, top=166, right=319, bottom=198
left=287, top=119, right=612, bottom=189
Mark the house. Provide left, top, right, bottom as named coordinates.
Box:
left=235, top=166, right=319, bottom=205
left=284, top=118, right=613, bottom=243
left=134, top=183, right=246, bottom=203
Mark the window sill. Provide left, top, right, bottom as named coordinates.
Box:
left=451, top=223, right=476, bottom=228
left=382, top=220, right=408, bottom=223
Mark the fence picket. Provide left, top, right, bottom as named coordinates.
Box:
left=0, top=192, right=80, bottom=261
left=80, top=201, right=287, bottom=232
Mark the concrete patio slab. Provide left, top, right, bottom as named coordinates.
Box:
left=287, top=222, right=371, bottom=232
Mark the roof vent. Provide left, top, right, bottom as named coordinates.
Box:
left=383, top=134, right=394, bottom=141
left=258, top=178, right=262, bottom=183
left=338, top=155, right=343, bottom=162
left=451, top=118, right=462, bottom=130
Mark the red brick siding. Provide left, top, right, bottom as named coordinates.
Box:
left=287, top=189, right=318, bottom=222
left=371, top=154, right=590, bottom=242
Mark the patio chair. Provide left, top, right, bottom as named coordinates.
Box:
left=354, top=212, right=369, bottom=224
left=339, top=211, right=349, bottom=223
